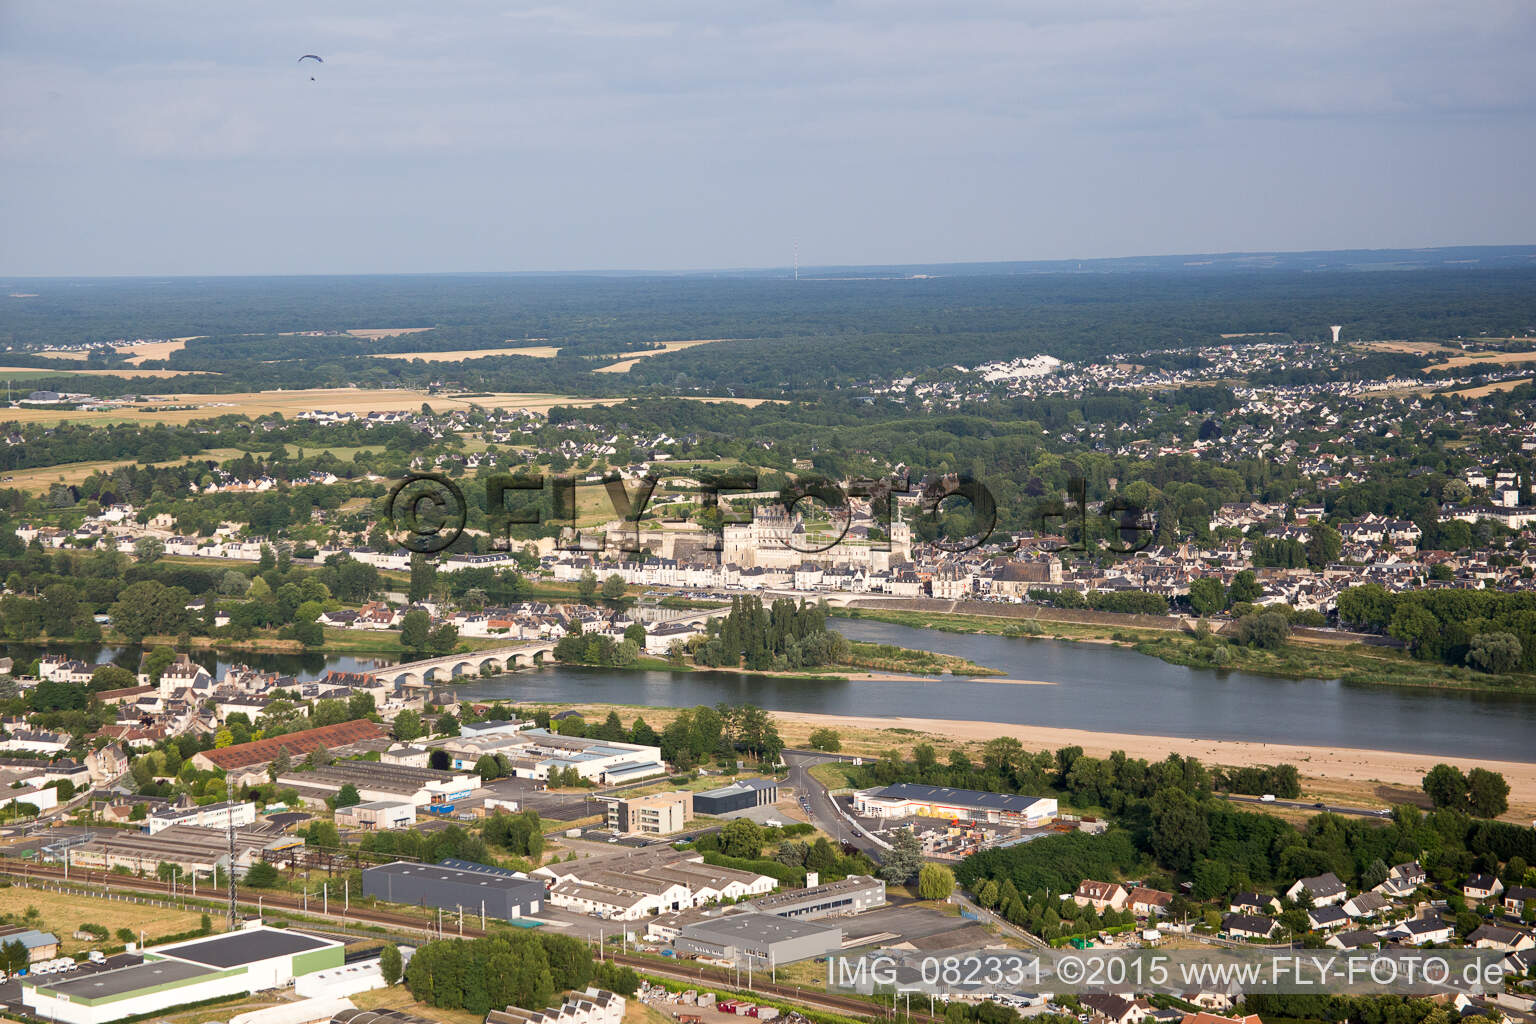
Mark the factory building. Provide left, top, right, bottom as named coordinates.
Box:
left=362, top=860, right=544, bottom=920
left=146, top=800, right=257, bottom=835
left=692, top=777, right=779, bottom=816
left=21, top=925, right=343, bottom=1024
left=747, top=875, right=886, bottom=919
left=274, top=762, right=479, bottom=809
left=334, top=798, right=417, bottom=831
left=852, top=783, right=1057, bottom=827
left=67, top=824, right=301, bottom=877
left=675, top=913, right=843, bottom=966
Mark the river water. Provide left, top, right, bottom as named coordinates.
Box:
left=14, top=619, right=1536, bottom=760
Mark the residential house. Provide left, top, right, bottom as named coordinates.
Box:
left=1128, top=886, right=1173, bottom=918
left=1307, top=905, right=1350, bottom=931
left=1382, top=914, right=1453, bottom=946
left=1503, top=885, right=1536, bottom=918
left=1467, top=923, right=1535, bottom=953
left=1375, top=861, right=1426, bottom=899
left=1286, top=872, right=1347, bottom=907
left=1080, top=995, right=1152, bottom=1024
left=1073, top=880, right=1129, bottom=912
left=1230, top=892, right=1280, bottom=916
left=1343, top=892, right=1388, bottom=920
left=1221, top=914, right=1281, bottom=941
left=1464, top=873, right=1505, bottom=904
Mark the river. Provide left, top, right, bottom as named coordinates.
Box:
left=13, top=619, right=1536, bottom=760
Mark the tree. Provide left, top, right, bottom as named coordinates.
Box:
left=719, top=818, right=765, bottom=859
left=427, top=622, right=459, bottom=655
left=1304, top=523, right=1342, bottom=570
left=601, top=574, right=626, bottom=600
left=91, top=664, right=136, bottom=690
left=380, top=943, right=403, bottom=986
left=976, top=878, right=999, bottom=908
left=1150, top=787, right=1209, bottom=872
left=1467, top=767, right=1510, bottom=818
left=135, top=536, right=165, bottom=564
left=1467, top=632, right=1522, bottom=674
left=1, top=939, right=28, bottom=976
left=1228, top=570, right=1262, bottom=605
left=1235, top=610, right=1289, bottom=650
left=334, top=783, right=362, bottom=808
left=1187, top=577, right=1227, bottom=617
left=918, top=863, right=955, bottom=901
left=244, top=861, right=280, bottom=887
left=808, top=728, right=841, bottom=752
left=400, top=609, right=431, bottom=652
left=409, top=554, right=436, bottom=603
left=881, top=827, right=923, bottom=885
left=1422, top=763, right=1469, bottom=809
left=393, top=709, right=424, bottom=741
left=577, top=568, right=597, bottom=601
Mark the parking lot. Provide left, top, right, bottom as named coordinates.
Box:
left=0, top=953, right=140, bottom=1016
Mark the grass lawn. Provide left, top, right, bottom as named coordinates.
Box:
left=2, top=887, right=218, bottom=955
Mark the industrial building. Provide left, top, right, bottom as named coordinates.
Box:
left=675, top=913, right=843, bottom=966
left=693, top=777, right=779, bottom=816
left=20, top=925, right=343, bottom=1024
left=146, top=800, right=257, bottom=835
left=536, top=848, right=775, bottom=920
left=603, top=791, right=693, bottom=835
left=66, top=824, right=302, bottom=877
left=190, top=720, right=385, bottom=774
left=852, top=783, right=1058, bottom=827
left=274, top=762, right=479, bottom=808
left=747, top=875, right=886, bottom=919
left=334, top=798, right=417, bottom=831
left=362, top=860, right=544, bottom=920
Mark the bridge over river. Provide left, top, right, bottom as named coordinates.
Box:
left=377, top=606, right=728, bottom=686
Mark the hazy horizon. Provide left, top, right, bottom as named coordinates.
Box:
left=3, top=1, right=1534, bottom=277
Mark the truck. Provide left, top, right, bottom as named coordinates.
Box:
left=1260, top=794, right=1276, bottom=802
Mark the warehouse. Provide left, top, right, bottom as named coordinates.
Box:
left=747, top=875, right=886, bottom=920
left=335, top=798, right=417, bottom=831
left=853, top=783, right=1057, bottom=827
left=20, top=925, right=343, bottom=1024
left=363, top=860, right=544, bottom=920
left=190, top=720, right=385, bottom=774
left=693, top=777, right=779, bottom=816
left=676, top=913, right=842, bottom=966
left=67, top=824, right=302, bottom=877
left=275, top=762, right=480, bottom=808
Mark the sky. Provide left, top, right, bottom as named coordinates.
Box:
left=2, top=1, right=1535, bottom=276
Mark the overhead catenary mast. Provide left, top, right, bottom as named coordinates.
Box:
left=226, top=775, right=238, bottom=929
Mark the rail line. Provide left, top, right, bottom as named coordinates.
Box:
left=0, top=859, right=937, bottom=1023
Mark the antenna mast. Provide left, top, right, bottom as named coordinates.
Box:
left=226, top=774, right=238, bottom=929
left=793, top=241, right=798, bottom=282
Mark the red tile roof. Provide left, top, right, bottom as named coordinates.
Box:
left=192, top=720, right=384, bottom=770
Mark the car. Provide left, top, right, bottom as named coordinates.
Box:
left=1313, top=802, right=1327, bottom=808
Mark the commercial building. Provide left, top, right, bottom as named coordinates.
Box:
left=604, top=791, right=692, bottom=835
left=190, top=721, right=385, bottom=774
left=675, top=913, right=843, bottom=966
left=362, top=860, right=544, bottom=920
left=535, top=848, right=775, bottom=920
left=0, top=926, right=60, bottom=962
left=747, top=875, right=886, bottom=919
left=146, top=800, right=257, bottom=835
left=852, top=783, right=1057, bottom=827
left=334, top=798, right=417, bottom=831
left=499, top=729, right=665, bottom=785
left=274, top=762, right=479, bottom=809
left=20, top=925, right=344, bottom=1024
left=693, top=777, right=779, bottom=816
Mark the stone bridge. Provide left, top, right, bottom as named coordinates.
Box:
left=374, top=640, right=561, bottom=687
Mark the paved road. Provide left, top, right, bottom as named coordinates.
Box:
left=783, top=750, right=885, bottom=862
left=1220, top=794, right=1392, bottom=819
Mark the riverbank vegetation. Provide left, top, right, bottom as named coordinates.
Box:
left=843, top=640, right=1000, bottom=676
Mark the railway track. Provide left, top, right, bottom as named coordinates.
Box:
left=1, top=859, right=937, bottom=1023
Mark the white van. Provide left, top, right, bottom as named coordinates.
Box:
left=1260, top=794, right=1276, bottom=802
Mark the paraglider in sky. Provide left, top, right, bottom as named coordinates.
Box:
left=298, top=54, right=322, bottom=81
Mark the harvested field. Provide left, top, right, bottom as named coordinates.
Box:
left=0, top=449, right=242, bottom=493
left=0, top=365, right=214, bottom=378
left=594, top=338, right=742, bottom=373
left=1425, top=349, right=1536, bottom=371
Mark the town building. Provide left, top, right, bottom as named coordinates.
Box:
left=146, top=800, right=257, bottom=835
left=334, top=798, right=418, bottom=831
left=604, top=791, right=693, bottom=836
left=746, top=875, right=886, bottom=919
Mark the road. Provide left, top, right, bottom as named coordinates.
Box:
left=1219, top=794, right=1392, bottom=819
left=782, top=749, right=885, bottom=861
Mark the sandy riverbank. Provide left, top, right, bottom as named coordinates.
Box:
left=770, top=710, right=1536, bottom=808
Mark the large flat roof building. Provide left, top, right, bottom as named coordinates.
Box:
left=190, top=721, right=385, bottom=773
left=21, top=925, right=343, bottom=1024
left=747, top=875, right=886, bottom=920
left=362, top=860, right=544, bottom=920
left=853, top=783, right=1057, bottom=827
left=676, top=913, right=842, bottom=966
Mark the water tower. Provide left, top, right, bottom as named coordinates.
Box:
left=1329, top=325, right=1342, bottom=343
